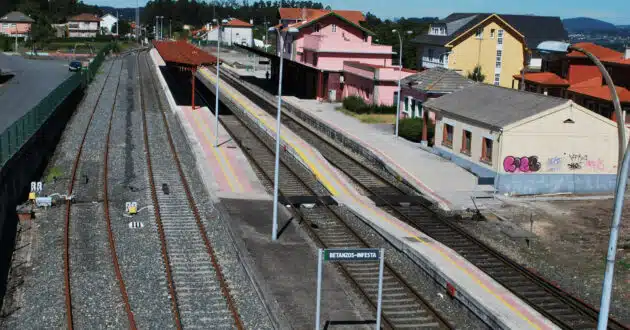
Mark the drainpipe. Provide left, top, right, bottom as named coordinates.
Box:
left=492, top=128, right=504, bottom=197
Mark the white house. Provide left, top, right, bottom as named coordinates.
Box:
left=101, top=13, right=118, bottom=35
left=424, top=84, right=628, bottom=195
left=206, top=18, right=253, bottom=47
left=67, top=13, right=101, bottom=38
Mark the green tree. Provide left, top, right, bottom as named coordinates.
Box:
left=467, top=65, right=486, bottom=82
left=117, top=19, right=131, bottom=36
left=30, top=14, right=55, bottom=50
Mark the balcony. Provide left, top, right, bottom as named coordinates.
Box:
left=303, top=34, right=394, bottom=55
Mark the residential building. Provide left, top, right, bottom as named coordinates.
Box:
left=424, top=84, right=626, bottom=195
left=274, top=8, right=401, bottom=103
left=513, top=42, right=630, bottom=123
left=341, top=62, right=415, bottom=107
left=67, top=13, right=101, bottom=38
left=101, top=13, right=118, bottom=35
left=412, top=13, right=567, bottom=88
left=0, top=11, right=34, bottom=39
left=206, top=18, right=254, bottom=47
left=398, top=67, right=477, bottom=145
left=52, top=24, right=67, bottom=38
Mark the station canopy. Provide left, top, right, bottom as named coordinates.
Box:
left=153, top=40, right=217, bottom=67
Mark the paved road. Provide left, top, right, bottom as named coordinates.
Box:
left=0, top=53, right=73, bottom=133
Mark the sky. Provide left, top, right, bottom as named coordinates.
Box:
left=85, top=0, right=630, bottom=25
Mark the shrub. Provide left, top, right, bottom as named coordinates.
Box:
left=342, top=96, right=367, bottom=112
left=399, top=117, right=434, bottom=143
left=372, top=104, right=397, bottom=114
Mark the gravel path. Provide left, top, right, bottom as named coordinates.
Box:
left=1, top=58, right=119, bottom=328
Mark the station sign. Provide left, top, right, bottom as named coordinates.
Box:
left=324, top=248, right=380, bottom=262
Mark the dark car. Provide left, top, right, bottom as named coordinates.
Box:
left=69, top=61, right=82, bottom=72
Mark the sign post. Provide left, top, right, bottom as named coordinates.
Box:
left=315, top=248, right=385, bottom=330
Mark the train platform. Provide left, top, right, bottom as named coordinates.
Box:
left=281, top=97, right=496, bottom=212
left=199, top=66, right=561, bottom=330
left=149, top=49, right=375, bottom=329
left=149, top=49, right=268, bottom=201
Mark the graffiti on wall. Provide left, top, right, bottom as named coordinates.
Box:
left=585, top=158, right=605, bottom=171
left=503, top=156, right=542, bottom=173
left=566, top=153, right=588, bottom=170
left=547, top=157, right=562, bottom=172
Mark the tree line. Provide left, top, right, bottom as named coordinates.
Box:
left=1, top=0, right=436, bottom=68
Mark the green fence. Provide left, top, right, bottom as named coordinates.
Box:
left=0, top=43, right=113, bottom=167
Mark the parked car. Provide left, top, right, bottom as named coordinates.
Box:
left=69, top=61, right=82, bottom=72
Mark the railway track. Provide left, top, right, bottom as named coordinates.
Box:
left=191, top=73, right=451, bottom=329
left=215, top=67, right=629, bottom=330
left=138, top=51, right=243, bottom=329
left=64, top=56, right=136, bottom=329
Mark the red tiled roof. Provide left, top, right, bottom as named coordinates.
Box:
left=568, top=42, right=630, bottom=66
left=69, top=13, right=101, bottom=22
left=279, top=8, right=365, bottom=24
left=569, top=83, right=630, bottom=103
left=224, top=18, right=253, bottom=27
left=153, top=41, right=217, bottom=66
left=512, top=72, right=569, bottom=86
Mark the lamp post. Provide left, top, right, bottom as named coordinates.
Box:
left=537, top=40, right=625, bottom=330
left=268, top=25, right=299, bottom=241
left=214, top=19, right=227, bottom=147
left=392, top=29, right=413, bottom=138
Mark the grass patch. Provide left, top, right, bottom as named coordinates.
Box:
left=337, top=107, right=395, bottom=124
left=619, top=259, right=630, bottom=270
left=44, top=166, right=63, bottom=184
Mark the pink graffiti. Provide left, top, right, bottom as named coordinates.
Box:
left=585, top=159, right=605, bottom=171
left=503, top=156, right=541, bottom=173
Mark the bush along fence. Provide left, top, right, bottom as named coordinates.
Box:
left=341, top=96, right=397, bottom=114
left=0, top=43, right=113, bottom=167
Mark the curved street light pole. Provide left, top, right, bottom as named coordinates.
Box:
left=214, top=19, right=227, bottom=147
left=537, top=41, right=626, bottom=330
left=392, top=29, right=413, bottom=138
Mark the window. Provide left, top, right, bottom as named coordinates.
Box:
left=475, top=28, right=483, bottom=39
left=497, top=29, right=504, bottom=45
left=427, top=48, right=434, bottom=60
left=314, top=24, right=321, bottom=33
left=461, top=130, right=472, bottom=155
left=410, top=98, right=416, bottom=117
left=490, top=29, right=495, bottom=38
left=494, top=73, right=501, bottom=85
left=443, top=124, right=454, bottom=147
left=332, top=24, right=337, bottom=32
left=481, top=138, right=493, bottom=164
left=1, top=23, right=8, bottom=28
left=495, top=50, right=502, bottom=69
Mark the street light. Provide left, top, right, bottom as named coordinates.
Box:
left=214, top=19, right=228, bottom=147
left=537, top=40, right=625, bottom=330
left=392, top=29, right=413, bottom=138
left=268, top=25, right=299, bottom=241
left=159, top=16, right=164, bottom=40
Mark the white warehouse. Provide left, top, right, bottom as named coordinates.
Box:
left=206, top=18, right=253, bottom=47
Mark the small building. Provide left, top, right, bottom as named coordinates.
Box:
left=398, top=67, right=477, bottom=145
left=0, top=11, right=34, bottom=39
left=412, top=13, right=567, bottom=88
left=206, top=18, right=253, bottom=47
left=101, top=13, right=118, bottom=35
left=67, top=13, right=101, bottom=38
left=342, top=61, right=415, bottom=107
left=424, top=84, right=626, bottom=195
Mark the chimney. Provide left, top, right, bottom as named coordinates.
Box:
left=301, top=7, right=307, bottom=21
left=625, top=47, right=630, bottom=60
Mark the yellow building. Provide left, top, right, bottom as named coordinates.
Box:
left=413, top=13, right=568, bottom=88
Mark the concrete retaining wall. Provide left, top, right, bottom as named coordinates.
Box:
left=0, top=87, right=85, bottom=308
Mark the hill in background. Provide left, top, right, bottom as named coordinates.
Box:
left=563, top=17, right=617, bottom=32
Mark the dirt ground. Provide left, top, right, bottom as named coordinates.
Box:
left=458, top=197, right=630, bottom=325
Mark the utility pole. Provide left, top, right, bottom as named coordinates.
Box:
left=169, top=19, right=172, bottom=40
left=136, top=0, right=140, bottom=44
left=116, top=11, right=119, bottom=36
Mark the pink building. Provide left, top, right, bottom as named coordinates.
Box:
left=0, top=11, right=34, bottom=39
left=275, top=8, right=405, bottom=104
left=343, top=61, right=416, bottom=105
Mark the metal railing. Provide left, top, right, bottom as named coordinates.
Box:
left=0, top=43, right=112, bottom=167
